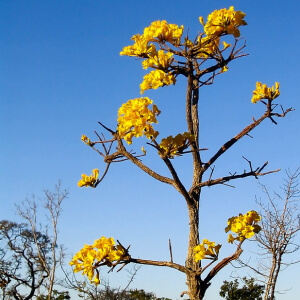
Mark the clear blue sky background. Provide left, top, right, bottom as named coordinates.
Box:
left=1, top=1, right=300, bottom=299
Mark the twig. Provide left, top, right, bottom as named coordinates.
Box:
left=169, top=239, right=173, bottom=263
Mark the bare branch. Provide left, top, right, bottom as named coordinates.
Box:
left=198, top=162, right=280, bottom=188
left=117, top=137, right=176, bottom=187
left=203, top=103, right=293, bottom=173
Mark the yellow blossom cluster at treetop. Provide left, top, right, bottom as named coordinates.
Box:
left=194, top=239, right=222, bottom=262
left=159, top=132, right=195, bottom=158
left=200, top=6, right=247, bottom=38
left=120, top=20, right=184, bottom=58
left=78, top=169, right=99, bottom=188
left=120, top=7, right=247, bottom=94
left=120, top=21, right=182, bottom=94
left=143, top=20, right=184, bottom=45
left=251, top=82, right=280, bottom=104
left=117, top=97, right=160, bottom=144
left=70, top=237, right=126, bottom=285
left=225, top=210, right=261, bottom=243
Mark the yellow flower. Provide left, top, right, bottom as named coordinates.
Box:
left=194, top=239, right=221, bottom=262
left=221, top=65, right=228, bottom=73
left=194, top=244, right=206, bottom=261
left=141, top=146, right=147, bottom=155
left=159, top=132, right=195, bottom=158
left=201, top=6, right=247, bottom=38
left=225, top=210, right=261, bottom=243
left=251, top=82, right=280, bottom=103
left=140, top=70, right=176, bottom=94
left=70, top=237, right=126, bottom=285
left=227, top=234, right=235, bottom=244
left=199, top=16, right=205, bottom=26
left=222, top=41, right=231, bottom=50
left=91, top=272, right=100, bottom=285
left=81, top=135, right=93, bottom=146
left=117, top=97, right=160, bottom=144
left=244, top=210, right=261, bottom=223
left=78, top=169, right=99, bottom=188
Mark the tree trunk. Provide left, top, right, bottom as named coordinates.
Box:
left=185, top=200, right=202, bottom=299
left=264, top=254, right=277, bottom=300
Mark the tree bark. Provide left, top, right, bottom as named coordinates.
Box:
left=185, top=201, right=201, bottom=299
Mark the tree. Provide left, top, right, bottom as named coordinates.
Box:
left=15, top=182, right=68, bottom=300
left=70, top=6, right=293, bottom=300
left=36, top=290, right=71, bottom=300
left=219, top=277, right=265, bottom=300
left=85, top=287, right=172, bottom=300
left=0, top=220, right=51, bottom=300
left=239, top=169, right=300, bottom=300
left=126, top=289, right=156, bottom=300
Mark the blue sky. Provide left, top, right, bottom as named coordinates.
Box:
left=1, top=1, right=300, bottom=299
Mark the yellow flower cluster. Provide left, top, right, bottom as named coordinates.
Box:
left=78, top=169, right=99, bottom=188
left=120, top=20, right=183, bottom=94
left=140, top=70, right=176, bottom=94
left=200, top=6, right=247, bottom=38
left=81, top=134, right=93, bottom=146
left=70, top=237, right=126, bottom=285
left=251, top=82, right=280, bottom=103
left=120, top=20, right=184, bottom=58
left=225, top=210, right=261, bottom=243
left=143, top=20, right=184, bottom=45
left=194, top=239, right=222, bottom=262
left=120, top=34, right=156, bottom=57
left=142, top=50, right=174, bottom=70
left=117, top=97, right=160, bottom=144
left=159, top=132, right=195, bottom=158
